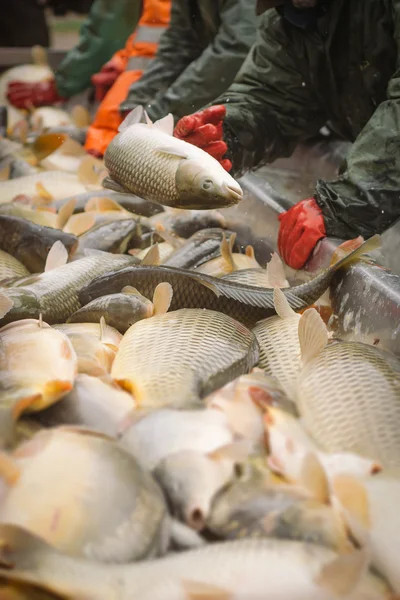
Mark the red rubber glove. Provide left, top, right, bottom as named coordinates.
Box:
left=7, top=79, right=63, bottom=109
left=86, top=148, right=103, bottom=159
left=174, top=105, right=232, bottom=172
left=278, top=198, right=326, bottom=269
left=91, top=59, right=123, bottom=101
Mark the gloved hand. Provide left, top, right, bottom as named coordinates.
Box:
left=7, top=79, right=62, bottom=109
left=91, top=59, right=123, bottom=101
left=174, top=105, right=232, bottom=172
left=278, top=198, right=326, bottom=269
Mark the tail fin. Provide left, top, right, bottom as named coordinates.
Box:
left=331, top=235, right=380, bottom=272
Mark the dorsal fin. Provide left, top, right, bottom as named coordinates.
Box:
left=152, top=113, right=174, bottom=136
left=220, top=232, right=236, bottom=270
left=273, top=287, right=298, bottom=319
left=44, top=241, right=68, bottom=272
left=266, top=252, right=289, bottom=288
left=298, top=308, right=329, bottom=365
left=118, top=106, right=144, bottom=132
left=141, top=244, right=160, bottom=266
left=152, top=282, right=173, bottom=315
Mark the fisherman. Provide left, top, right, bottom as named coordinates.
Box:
left=85, top=0, right=258, bottom=157
left=6, top=0, right=144, bottom=108
left=174, top=0, right=400, bottom=269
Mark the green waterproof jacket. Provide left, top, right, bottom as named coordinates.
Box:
left=120, top=0, right=258, bottom=121
left=212, top=0, right=400, bottom=240
left=54, top=0, right=142, bottom=98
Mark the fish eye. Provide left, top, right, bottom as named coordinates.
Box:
left=202, top=179, right=213, bottom=191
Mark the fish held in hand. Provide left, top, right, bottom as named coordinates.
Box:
left=0, top=318, right=77, bottom=447
left=295, top=308, right=400, bottom=468
left=0, top=427, right=168, bottom=562
left=0, top=525, right=390, bottom=600
left=103, top=106, right=243, bottom=209
left=111, top=308, right=259, bottom=409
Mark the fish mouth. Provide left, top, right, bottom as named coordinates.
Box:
left=223, top=184, right=243, bottom=204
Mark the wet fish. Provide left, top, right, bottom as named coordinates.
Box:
left=39, top=137, right=91, bottom=173
left=53, top=320, right=122, bottom=376
left=223, top=253, right=289, bottom=288
left=0, top=215, right=78, bottom=273
left=111, top=308, right=259, bottom=409
left=205, top=368, right=295, bottom=445
left=196, top=233, right=260, bottom=277
left=103, top=106, right=242, bottom=209
left=164, top=228, right=237, bottom=270
left=120, top=408, right=234, bottom=472
left=154, top=442, right=251, bottom=530
left=67, top=283, right=172, bottom=333
left=0, top=170, right=91, bottom=204
left=52, top=189, right=164, bottom=216
left=37, top=374, right=135, bottom=436
left=79, top=236, right=380, bottom=329
left=0, top=250, right=29, bottom=283
left=0, top=253, right=139, bottom=325
left=0, top=203, right=66, bottom=229
left=0, top=318, right=77, bottom=447
left=149, top=208, right=226, bottom=238
left=0, top=525, right=390, bottom=600
left=7, top=159, right=39, bottom=179
left=75, top=219, right=142, bottom=256
left=0, top=427, right=169, bottom=562
left=207, top=465, right=352, bottom=552
left=295, top=309, right=400, bottom=468
left=133, top=242, right=175, bottom=264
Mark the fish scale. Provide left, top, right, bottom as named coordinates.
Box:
left=111, top=308, right=259, bottom=409
left=1, top=254, right=138, bottom=325
left=296, top=341, right=400, bottom=467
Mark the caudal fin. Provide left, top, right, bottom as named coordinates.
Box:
left=331, top=235, right=380, bottom=272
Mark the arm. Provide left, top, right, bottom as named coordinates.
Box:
left=120, top=1, right=204, bottom=114
left=315, top=2, right=400, bottom=238
left=213, top=9, right=327, bottom=176
left=55, top=0, right=141, bottom=98
left=141, top=0, right=259, bottom=121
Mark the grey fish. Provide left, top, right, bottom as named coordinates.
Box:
left=163, top=228, right=236, bottom=270
left=0, top=254, right=139, bottom=325
left=52, top=189, right=164, bottom=217
left=0, top=215, right=78, bottom=272
left=79, top=236, right=380, bottom=329
left=149, top=209, right=226, bottom=238
left=75, top=219, right=142, bottom=256
left=8, top=158, right=39, bottom=179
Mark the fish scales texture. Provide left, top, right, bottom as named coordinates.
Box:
left=1, top=255, right=137, bottom=325
left=105, top=126, right=179, bottom=205
left=297, top=341, right=400, bottom=468
left=111, top=309, right=259, bottom=408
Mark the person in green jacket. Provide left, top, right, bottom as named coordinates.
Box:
left=120, top=0, right=259, bottom=122
left=175, top=0, right=400, bottom=269
left=7, top=0, right=141, bottom=106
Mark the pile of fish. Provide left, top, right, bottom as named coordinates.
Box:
left=0, top=74, right=398, bottom=599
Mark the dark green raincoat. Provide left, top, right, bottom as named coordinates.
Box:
left=55, top=0, right=142, bottom=98
left=120, top=0, right=258, bottom=121
left=213, top=0, right=400, bottom=239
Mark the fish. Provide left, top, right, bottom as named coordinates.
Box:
left=39, top=137, right=94, bottom=173
left=223, top=253, right=289, bottom=288
left=51, top=189, right=164, bottom=216
left=133, top=241, right=176, bottom=264
left=154, top=442, right=251, bottom=530
left=253, top=287, right=303, bottom=396
left=205, top=368, right=295, bottom=445
left=295, top=308, right=400, bottom=468
left=67, top=282, right=173, bottom=333
left=62, top=197, right=146, bottom=235
left=79, top=235, right=380, bottom=329
left=103, top=106, right=243, bottom=209
left=74, top=219, right=142, bottom=256
left=0, top=318, right=77, bottom=447
left=119, top=408, right=234, bottom=472
left=196, top=233, right=260, bottom=277
left=0, top=215, right=78, bottom=273
left=53, top=320, right=122, bottom=376
left=0, top=253, right=139, bottom=325
left=0, top=427, right=169, bottom=562
left=149, top=208, right=226, bottom=238
left=164, top=228, right=237, bottom=270
left=37, top=374, right=135, bottom=436
left=0, top=202, right=71, bottom=229
left=207, top=464, right=352, bottom=552
left=0, top=250, right=29, bottom=283
left=111, top=308, right=259, bottom=409
left=0, top=169, right=92, bottom=204
left=0, top=525, right=390, bottom=600
left=7, top=159, right=39, bottom=179
left=332, top=470, right=400, bottom=593
left=30, top=107, right=75, bottom=131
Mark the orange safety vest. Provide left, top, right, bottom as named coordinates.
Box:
left=84, top=0, right=171, bottom=156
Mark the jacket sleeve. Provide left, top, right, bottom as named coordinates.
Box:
left=141, top=0, right=258, bottom=121
left=120, top=1, right=204, bottom=115
left=210, top=10, right=327, bottom=177
left=54, top=0, right=141, bottom=98
left=315, top=2, right=400, bottom=239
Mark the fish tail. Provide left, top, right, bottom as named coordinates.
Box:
left=331, top=234, right=380, bottom=272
